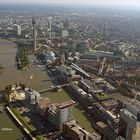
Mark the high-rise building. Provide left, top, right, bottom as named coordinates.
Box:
left=13, top=24, right=21, bottom=36
left=47, top=100, right=75, bottom=129
left=118, top=99, right=140, bottom=140
left=119, top=109, right=139, bottom=140
left=63, top=18, right=69, bottom=29
left=48, top=17, right=52, bottom=31
left=49, top=20, right=52, bottom=31
left=32, top=16, right=37, bottom=51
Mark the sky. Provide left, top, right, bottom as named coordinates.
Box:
left=0, top=0, right=140, bottom=7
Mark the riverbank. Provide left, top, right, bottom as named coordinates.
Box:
left=7, top=106, right=45, bottom=140
left=0, top=103, right=22, bottom=140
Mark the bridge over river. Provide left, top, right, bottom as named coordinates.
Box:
left=38, top=83, right=69, bottom=94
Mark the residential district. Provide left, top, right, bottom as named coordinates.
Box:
left=0, top=4, right=140, bottom=140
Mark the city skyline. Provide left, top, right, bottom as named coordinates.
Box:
left=0, top=0, right=140, bottom=7
left=0, top=1, right=140, bottom=140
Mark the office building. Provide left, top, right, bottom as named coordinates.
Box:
left=119, top=109, right=137, bottom=140
left=46, top=100, right=75, bottom=129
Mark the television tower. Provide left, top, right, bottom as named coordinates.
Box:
left=32, top=15, right=37, bottom=51
left=102, top=23, right=105, bottom=37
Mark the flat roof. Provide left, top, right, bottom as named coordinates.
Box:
left=101, top=99, right=118, bottom=107
left=58, top=100, right=76, bottom=109
left=96, top=121, right=107, bottom=128
left=88, top=132, right=101, bottom=140
left=123, top=99, right=140, bottom=116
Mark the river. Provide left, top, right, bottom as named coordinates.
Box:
left=0, top=39, right=52, bottom=91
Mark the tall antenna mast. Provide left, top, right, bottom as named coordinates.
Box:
left=32, top=13, right=37, bottom=52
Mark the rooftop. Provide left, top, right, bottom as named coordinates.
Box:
left=120, top=109, right=137, bottom=122
left=80, top=78, right=102, bottom=91
left=58, top=100, right=76, bottom=109
left=35, top=99, right=49, bottom=109
left=101, top=99, right=118, bottom=108
left=88, top=132, right=101, bottom=140
left=65, top=120, right=89, bottom=136
left=94, top=92, right=110, bottom=101
left=96, top=121, right=107, bottom=129
left=123, top=99, right=140, bottom=116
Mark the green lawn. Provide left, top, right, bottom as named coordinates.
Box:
left=7, top=37, right=17, bottom=43
left=10, top=108, right=45, bottom=140
left=41, top=90, right=94, bottom=133
left=41, top=89, right=71, bottom=103
left=72, top=105, right=94, bottom=133
left=96, top=93, right=110, bottom=100
left=0, top=105, right=22, bottom=140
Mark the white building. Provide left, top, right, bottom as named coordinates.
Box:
left=62, top=30, right=69, bottom=37
left=25, top=88, right=41, bottom=101
left=45, top=51, right=56, bottom=63
left=14, top=24, right=21, bottom=35
left=47, top=100, right=75, bottom=129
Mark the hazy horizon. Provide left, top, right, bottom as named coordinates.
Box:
left=0, top=0, right=140, bottom=7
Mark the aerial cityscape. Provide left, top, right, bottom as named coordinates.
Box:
left=0, top=1, right=140, bottom=140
